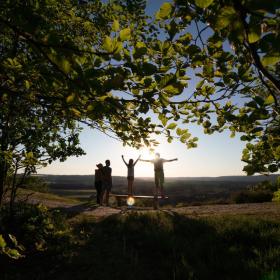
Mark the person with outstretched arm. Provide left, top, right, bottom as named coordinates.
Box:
left=122, top=155, right=141, bottom=196
left=140, top=153, right=178, bottom=198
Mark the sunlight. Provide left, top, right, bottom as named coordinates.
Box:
left=139, top=147, right=155, bottom=159
left=127, top=196, right=135, bottom=206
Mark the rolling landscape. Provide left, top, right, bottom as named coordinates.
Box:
left=43, top=174, right=279, bottom=205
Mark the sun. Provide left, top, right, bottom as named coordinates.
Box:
left=139, top=147, right=155, bottom=159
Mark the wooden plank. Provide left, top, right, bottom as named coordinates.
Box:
left=110, top=194, right=168, bottom=199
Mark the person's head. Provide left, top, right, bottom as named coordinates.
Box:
left=128, top=159, right=134, bottom=165
left=105, top=159, right=110, bottom=166
left=96, top=163, right=103, bottom=169
left=155, top=153, right=160, bottom=159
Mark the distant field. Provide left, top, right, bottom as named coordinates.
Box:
left=40, top=174, right=278, bottom=205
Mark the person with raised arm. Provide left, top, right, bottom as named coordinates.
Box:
left=122, top=155, right=141, bottom=196
left=140, top=153, right=178, bottom=198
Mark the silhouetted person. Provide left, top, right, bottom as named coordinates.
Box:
left=102, top=159, right=112, bottom=206
left=140, top=153, right=178, bottom=198
left=122, top=155, right=141, bottom=196
left=94, top=163, right=104, bottom=204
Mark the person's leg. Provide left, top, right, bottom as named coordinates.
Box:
left=154, top=172, right=159, bottom=197
left=105, top=189, right=110, bottom=206
left=96, top=186, right=100, bottom=204
left=127, top=178, right=131, bottom=195
left=96, top=182, right=101, bottom=204
left=160, top=171, right=165, bottom=198
left=130, top=178, right=134, bottom=196
left=154, top=172, right=159, bottom=210
left=128, top=178, right=133, bottom=195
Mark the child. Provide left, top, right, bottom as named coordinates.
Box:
left=122, top=155, right=141, bottom=196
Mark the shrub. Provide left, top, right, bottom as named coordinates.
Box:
left=0, top=203, right=71, bottom=255
left=0, top=234, right=24, bottom=259
left=233, top=190, right=273, bottom=203
left=273, top=189, right=280, bottom=202
left=21, top=176, right=49, bottom=193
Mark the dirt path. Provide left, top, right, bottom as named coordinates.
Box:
left=27, top=193, right=280, bottom=219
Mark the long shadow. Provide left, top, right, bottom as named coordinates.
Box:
left=2, top=212, right=280, bottom=280
left=52, top=200, right=100, bottom=218
left=47, top=212, right=280, bottom=280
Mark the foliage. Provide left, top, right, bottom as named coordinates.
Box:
left=233, top=190, right=273, bottom=204
left=154, top=0, right=280, bottom=174
left=2, top=212, right=280, bottom=279
left=0, top=0, right=160, bottom=206
left=0, top=203, right=71, bottom=255
left=0, top=233, right=24, bottom=260
left=20, top=176, right=49, bottom=193
left=273, top=189, right=280, bottom=202
left=1, top=0, right=280, bottom=210
left=232, top=179, right=280, bottom=203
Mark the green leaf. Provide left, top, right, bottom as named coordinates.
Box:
left=163, top=83, right=184, bottom=95
left=158, top=114, right=168, bottom=126
left=248, top=23, right=261, bottom=43
left=120, top=28, right=131, bottom=41
left=112, top=20, right=119, bottom=32
left=261, top=54, right=280, bottom=66
left=142, top=62, right=157, bottom=75
left=61, top=59, right=70, bottom=73
left=66, top=93, right=75, bottom=103
left=176, top=128, right=184, bottom=136
left=24, top=80, right=31, bottom=89
left=7, top=249, right=21, bottom=259
left=178, top=33, right=192, bottom=45
left=113, top=41, right=123, bottom=54
left=195, top=0, right=214, bottom=8
left=167, top=123, right=177, bottom=129
left=156, top=3, right=173, bottom=20
left=0, top=235, right=6, bottom=248
left=8, top=234, right=18, bottom=246
left=215, top=6, right=236, bottom=30
left=264, top=95, right=275, bottom=105
left=103, top=36, right=113, bottom=52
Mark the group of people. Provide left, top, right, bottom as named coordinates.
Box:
left=94, top=160, right=112, bottom=206
left=94, top=153, right=178, bottom=205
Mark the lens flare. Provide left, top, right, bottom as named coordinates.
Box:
left=127, top=196, right=135, bottom=206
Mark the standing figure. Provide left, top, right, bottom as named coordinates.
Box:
left=122, top=155, right=141, bottom=196
left=94, top=163, right=104, bottom=204
left=102, top=159, right=112, bottom=206
left=140, top=153, right=178, bottom=198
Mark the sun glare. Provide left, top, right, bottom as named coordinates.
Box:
left=139, top=147, right=155, bottom=159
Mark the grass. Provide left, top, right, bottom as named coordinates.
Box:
left=1, top=209, right=280, bottom=280
left=16, top=188, right=80, bottom=204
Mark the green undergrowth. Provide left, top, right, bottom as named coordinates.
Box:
left=1, top=205, right=280, bottom=280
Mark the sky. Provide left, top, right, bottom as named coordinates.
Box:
left=39, top=0, right=248, bottom=178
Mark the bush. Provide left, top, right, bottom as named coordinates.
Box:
left=0, top=203, right=71, bottom=255
left=0, top=234, right=24, bottom=259
left=233, top=190, right=273, bottom=203
left=21, top=176, right=49, bottom=193
left=273, top=189, right=280, bottom=202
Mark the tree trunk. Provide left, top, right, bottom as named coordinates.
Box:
left=0, top=159, right=8, bottom=207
